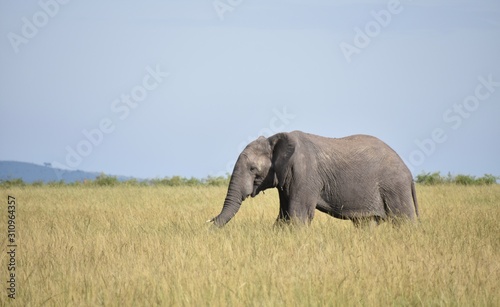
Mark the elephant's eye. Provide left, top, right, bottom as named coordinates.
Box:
left=250, top=166, right=258, bottom=173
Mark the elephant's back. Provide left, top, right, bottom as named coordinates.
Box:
left=324, top=133, right=412, bottom=179
left=298, top=131, right=391, bottom=151
left=293, top=130, right=412, bottom=177
left=324, top=134, right=400, bottom=159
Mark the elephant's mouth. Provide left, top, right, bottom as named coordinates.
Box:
left=251, top=178, right=263, bottom=197
left=251, top=185, right=259, bottom=198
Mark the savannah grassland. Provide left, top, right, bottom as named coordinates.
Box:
left=1, top=184, right=499, bottom=306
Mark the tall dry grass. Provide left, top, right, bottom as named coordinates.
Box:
left=1, top=185, right=498, bottom=306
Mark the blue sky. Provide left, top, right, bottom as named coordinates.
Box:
left=1, top=0, right=499, bottom=179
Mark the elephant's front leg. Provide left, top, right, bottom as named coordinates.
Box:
left=275, top=189, right=291, bottom=225
left=288, top=198, right=316, bottom=225
left=277, top=189, right=316, bottom=225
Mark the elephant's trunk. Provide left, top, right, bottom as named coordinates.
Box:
left=211, top=174, right=245, bottom=227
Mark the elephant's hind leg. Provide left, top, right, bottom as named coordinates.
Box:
left=381, top=187, right=416, bottom=222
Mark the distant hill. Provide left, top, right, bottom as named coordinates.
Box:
left=0, top=161, right=131, bottom=183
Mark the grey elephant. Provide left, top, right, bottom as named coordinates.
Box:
left=209, top=131, right=419, bottom=227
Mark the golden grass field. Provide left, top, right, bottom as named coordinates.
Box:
left=1, top=184, right=499, bottom=306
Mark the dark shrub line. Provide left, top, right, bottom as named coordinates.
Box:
left=415, top=172, right=498, bottom=185
left=1, top=172, right=497, bottom=187
left=0, top=173, right=231, bottom=187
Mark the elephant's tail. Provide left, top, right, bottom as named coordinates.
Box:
left=411, top=181, right=419, bottom=218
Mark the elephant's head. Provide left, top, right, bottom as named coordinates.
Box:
left=210, top=133, right=297, bottom=227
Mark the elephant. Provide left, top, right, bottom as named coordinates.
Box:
left=209, top=130, right=419, bottom=227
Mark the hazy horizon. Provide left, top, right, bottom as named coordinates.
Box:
left=1, top=1, right=499, bottom=179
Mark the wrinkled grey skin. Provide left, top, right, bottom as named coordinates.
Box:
left=210, top=131, right=419, bottom=227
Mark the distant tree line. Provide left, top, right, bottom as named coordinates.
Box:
left=415, top=172, right=498, bottom=185
left=0, top=173, right=231, bottom=188
left=1, top=172, right=498, bottom=187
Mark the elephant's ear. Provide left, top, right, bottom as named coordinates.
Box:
left=269, top=133, right=297, bottom=189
